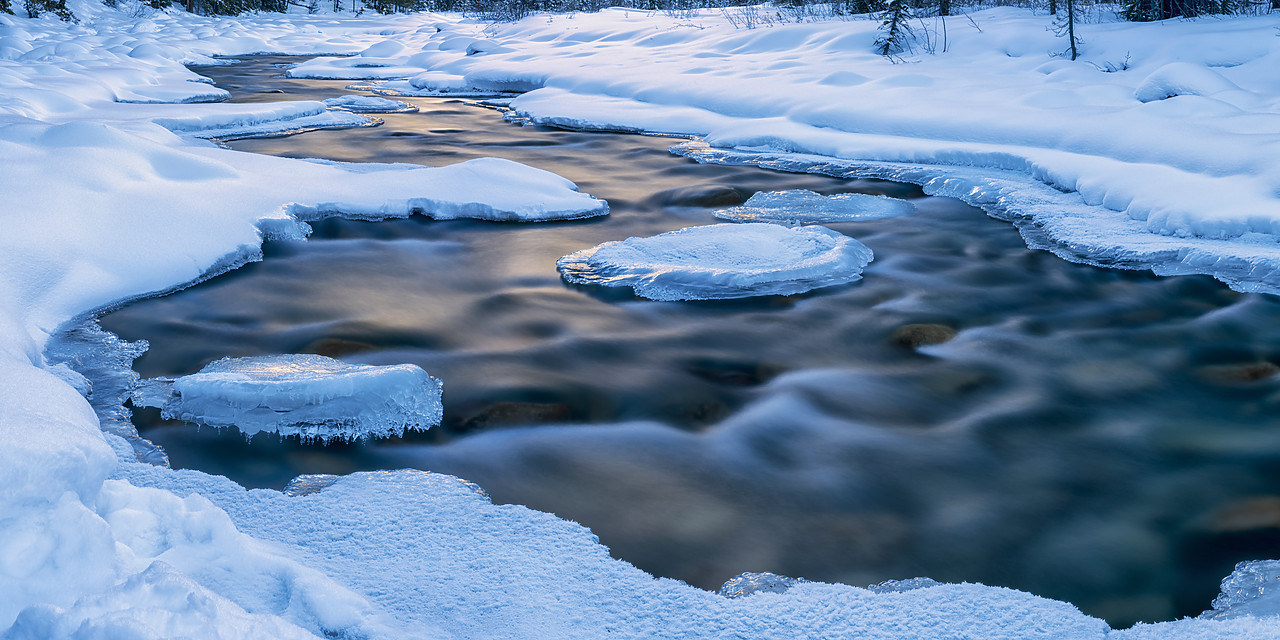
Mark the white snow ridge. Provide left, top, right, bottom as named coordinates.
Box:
left=134, top=354, right=442, bottom=441
left=557, top=223, right=874, bottom=300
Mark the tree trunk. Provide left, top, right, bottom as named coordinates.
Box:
left=1067, top=0, right=1077, bottom=60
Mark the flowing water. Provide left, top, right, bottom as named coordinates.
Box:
left=97, top=56, right=1280, bottom=627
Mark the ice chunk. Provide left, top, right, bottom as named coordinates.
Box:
left=283, top=474, right=341, bottom=497
left=1203, top=560, right=1280, bottom=619
left=869, top=577, right=941, bottom=594
left=714, top=189, right=914, bottom=225
left=718, top=572, right=801, bottom=598
left=322, top=95, right=417, bottom=114
left=135, top=355, right=442, bottom=442
left=557, top=223, right=873, bottom=301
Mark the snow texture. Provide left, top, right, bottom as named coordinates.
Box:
left=2, top=2, right=1280, bottom=639
left=558, top=223, right=874, bottom=300
left=714, top=189, right=915, bottom=225
left=135, top=354, right=443, bottom=441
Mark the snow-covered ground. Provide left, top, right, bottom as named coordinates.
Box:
left=3, top=1, right=1280, bottom=637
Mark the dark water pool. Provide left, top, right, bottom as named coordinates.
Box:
left=99, top=56, right=1280, bottom=627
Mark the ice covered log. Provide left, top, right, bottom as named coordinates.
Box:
left=715, top=189, right=915, bottom=225
left=558, top=223, right=873, bottom=301
left=135, top=355, right=442, bottom=441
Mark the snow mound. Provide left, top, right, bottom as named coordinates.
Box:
left=5, top=562, right=320, bottom=640
left=714, top=189, right=915, bottom=225
left=1203, top=560, right=1280, bottom=620
left=557, top=223, right=873, bottom=300
left=322, top=94, right=416, bottom=113
left=135, top=354, right=442, bottom=441
left=1134, top=62, right=1247, bottom=104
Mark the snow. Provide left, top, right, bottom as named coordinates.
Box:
left=2, top=1, right=1280, bottom=638
left=714, top=189, right=916, bottom=224
left=111, top=463, right=1111, bottom=640
left=1133, top=62, right=1250, bottom=105
left=557, top=223, right=874, bottom=300
left=134, top=354, right=443, bottom=441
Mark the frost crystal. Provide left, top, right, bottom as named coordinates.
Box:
left=1204, top=560, right=1280, bottom=619
left=717, top=572, right=800, bottom=598
left=868, top=577, right=941, bottom=594
left=283, top=474, right=342, bottom=497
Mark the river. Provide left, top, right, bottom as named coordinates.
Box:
left=95, top=55, right=1280, bottom=627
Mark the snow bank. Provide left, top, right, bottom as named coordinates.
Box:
left=558, top=223, right=874, bottom=300
left=3, top=2, right=1280, bottom=639
left=0, top=5, right=599, bottom=635
left=112, top=463, right=1112, bottom=640
left=135, top=355, right=443, bottom=441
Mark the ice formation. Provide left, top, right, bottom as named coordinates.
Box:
left=322, top=95, right=417, bottom=113
left=1204, top=560, right=1280, bottom=620
left=134, top=355, right=442, bottom=441
left=869, top=577, right=942, bottom=594
left=557, top=223, right=874, bottom=300
left=718, top=572, right=802, bottom=598
left=714, top=189, right=915, bottom=225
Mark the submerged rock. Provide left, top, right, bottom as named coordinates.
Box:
left=892, top=323, right=958, bottom=348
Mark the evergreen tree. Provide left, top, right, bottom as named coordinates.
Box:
left=874, top=0, right=914, bottom=57
left=0, top=0, right=11, bottom=14
left=24, top=0, right=74, bottom=20
left=1122, top=0, right=1235, bottom=20
left=832, top=0, right=884, bottom=16
left=365, top=0, right=424, bottom=12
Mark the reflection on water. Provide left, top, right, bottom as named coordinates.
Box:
left=101, top=57, right=1280, bottom=627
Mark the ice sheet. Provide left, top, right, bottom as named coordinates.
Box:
left=136, top=354, right=442, bottom=441
left=557, top=223, right=874, bottom=300
left=714, top=189, right=915, bottom=225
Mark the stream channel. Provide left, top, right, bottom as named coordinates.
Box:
left=94, top=56, right=1280, bottom=627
